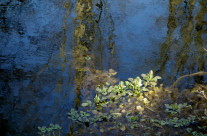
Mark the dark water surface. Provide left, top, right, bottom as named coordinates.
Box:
left=0, top=0, right=207, bottom=135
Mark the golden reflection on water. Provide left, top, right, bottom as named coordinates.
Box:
left=158, top=0, right=207, bottom=85
left=72, top=0, right=97, bottom=111
left=69, top=0, right=113, bottom=134
left=71, top=0, right=118, bottom=105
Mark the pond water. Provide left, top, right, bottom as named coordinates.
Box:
left=0, top=0, right=207, bottom=135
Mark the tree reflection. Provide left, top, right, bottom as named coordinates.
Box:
left=71, top=0, right=118, bottom=106
left=158, top=0, right=207, bottom=86
left=69, top=0, right=117, bottom=134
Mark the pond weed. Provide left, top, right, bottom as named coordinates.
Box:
left=67, top=70, right=207, bottom=135
left=38, top=124, right=62, bottom=136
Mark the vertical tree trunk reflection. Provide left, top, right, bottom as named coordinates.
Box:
left=158, top=0, right=207, bottom=86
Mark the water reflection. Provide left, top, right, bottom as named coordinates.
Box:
left=67, top=0, right=118, bottom=134
left=71, top=0, right=118, bottom=107
left=0, top=1, right=26, bottom=34
left=158, top=0, right=207, bottom=86
left=0, top=0, right=206, bottom=135
left=1, top=0, right=118, bottom=134
left=109, top=0, right=169, bottom=80
left=0, top=0, right=73, bottom=135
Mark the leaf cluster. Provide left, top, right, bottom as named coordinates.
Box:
left=67, top=71, right=207, bottom=135
left=38, top=124, right=62, bottom=136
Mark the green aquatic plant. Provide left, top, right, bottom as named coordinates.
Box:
left=68, top=109, right=91, bottom=123
left=164, top=103, right=192, bottom=115
left=38, top=124, right=62, bottom=136
left=186, top=127, right=207, bottom=136
left=67, top=70, right=207, bottom=135
left=153, top=116, right=196, bottom=127
left=141, top=70, right=161, bottom=87
left=68, top=71, right=164, bottom=133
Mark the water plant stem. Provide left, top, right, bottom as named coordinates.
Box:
left=171, top=71, right=207, bottom=88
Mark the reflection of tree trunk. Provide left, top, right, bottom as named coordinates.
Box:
left=72, top=0, right=118, bottom=106
left=69, top=0, right=95, bottom=134
left=69, top=0, right=117, bottom=134
left=158, top=0, right=178, bottom=74
left=101, top=0, right=117, bottom=70
left=173, top=4, right=194, bottom=74
left=74, top=71, right=84, bottom=109
left=60, top=1, right=71, bottom=69
left=195, top=0, right=206, bottom=71
left=72, top=0, right=96, bottom=111
left=107, top=14, right=117, bottom=69
left=193, top=0, right=206, bottom=83
left=158, top=0, right=206, bottom=85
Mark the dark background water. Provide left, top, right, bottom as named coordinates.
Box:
left=0, top=0, right=207, bottom=135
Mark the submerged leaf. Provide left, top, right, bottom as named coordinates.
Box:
left=120, top=125, right=126, bottom=131
left=81, top=103, right=89, bottom=107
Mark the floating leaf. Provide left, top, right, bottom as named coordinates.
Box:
left=81, top=103, right=89, bottom=107
left=109, top=69, right=117, bottom=75
left=100, top=128, right=104, bottom=133
left=120, top=125, right=126, bottom=131
left=112, top=113, right=122, bottom=117
left=85, top=56, right=91, bottom=60
left=143, top=98, right=149, bottom=104
left=136, top=106, right=144, bottom=113
left=92, top=110, right=98, bottom=114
